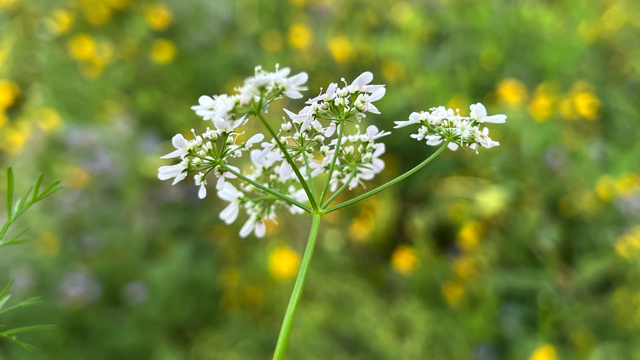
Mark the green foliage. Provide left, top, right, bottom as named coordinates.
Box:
left=0, top=168, right=60, bottom=351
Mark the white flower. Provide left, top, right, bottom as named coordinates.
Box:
left=355, top=88, right=386, bottom=114
left=394, top=112, right=424, bottom=128
left=347, top=71, right=385, bottom=94
left=245, top=133, right=265, bottom=148
left=160, top=134, right=191, bottom=159
left=282, top=72, right=309, bottom=99
left=217, top=182, right=242, bottom=225
left=194, top=172, right=207, bottom=199
left=362, top=125, right=391, bottom=141
left=158, top=158, right=188, bottom=185
left=239, top=218, right=266, bottom=238
left=307, top=83, right=337, bottom=104
left=214, top=116, right=249, bottom=133
left=288, top=186, right=308, bottom=214
left=470, top=103, right=507, bottom=123
left=191, top=94, right=239, bottom=121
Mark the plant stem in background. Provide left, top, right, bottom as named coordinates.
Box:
left=272, top=213, right=322, bottom=360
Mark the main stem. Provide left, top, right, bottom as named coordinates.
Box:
left=272, top=213, right=322, bottom=360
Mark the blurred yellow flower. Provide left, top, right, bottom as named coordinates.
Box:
left=601, top=5, right=627, bottom=34
left=328, top=36, right=353, bottom=64
left=145, top=3, right=173, bottom=31
left=46, top=9, right=75, bottom=35
left=458, top=221, right=483, bottom=251
left=35, top=107, right=63, bottom=133
left=528, top=344, right=557, bottom=360
left=150, top=39, right=177, bottom=64
left=615, top=173, right=640, bottom=198
left=381, top=60, right=406, bottom=83
left=446, top=94, right=469, bottom=116
left=441, top=280, right=465, bottom=307
left=288, top=23, right=313, bottom=50
left=68, top=34, right=96, bottom=61
left=595, top=175, right=616, bottom=201
left=528, top=84, right=557, bottom=121
left=105, top=0, right=130, bottom=10
left=453, top=256, right=477, bottom=279
left=573, top=91, right=600, bottom=120
left=578, top=20, right=601, bottom=44
left=260, top=29, right=283, bottom=53
left=0, top=120, right=31, bottom=155
left=497, top=78, right=528, bottom=106
left=391, top=244, right=418, bottom=275
left=0, top=79, right=19, bottom=110
left=0, top=0, right=18, bottom=8
left=36, top=232, right=61, bottom=256
left=269, top=246, right=300, bottom=281
left=65, top=165, right=91, bottom=189
left=82, top=2, right=112, bottom=26
left=614, top=227, right=640, bottom=259
left=95, top=40, right=115, bottom=63
left=348, top=212, right=374, bottom=242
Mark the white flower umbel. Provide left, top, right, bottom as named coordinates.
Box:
left=396, top=103, right=506, bottom=153
left=158, top=65, right=507, bottom=360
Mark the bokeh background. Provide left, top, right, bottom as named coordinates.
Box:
left=1, top=0, right=640, bottom=359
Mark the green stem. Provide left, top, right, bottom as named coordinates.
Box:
left=221, top=166, right=311, bottom=213
left=272, top=213, right=322, bottom=360
left=324, top=143, right=448, bottom=214
left=319, top=122, right=344, bottom=204
left=256, top=112, right=319, bottom=210
left=321, top=171, right=355, bottom=208
left=301, top=150, right=316, bottom=200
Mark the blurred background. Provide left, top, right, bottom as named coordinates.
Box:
left=0, top=0, right=639, bottom=359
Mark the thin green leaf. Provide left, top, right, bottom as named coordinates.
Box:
left=1, top=238, right=30, bottom=247
left=3, top=336, right=36, bottom=352
left=0, top=297, right=43, bottom=316
left=22, top=186, right=34, bottom=207
left=0, top=294, right=12, bottom=311
left=35, top=181, right=61, bottom=202
left=1, top=227, right=30, bottom=246
left=0, top=280, right=14, bottom=299
left=0, top=324, right=55, bottom=336
left=7, top=167, right=14, bottom=218
left=33, top=174, right=44, bottom=200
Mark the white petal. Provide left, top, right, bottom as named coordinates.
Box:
left=198, top=184, right=207, bottom=199
left=254, top=221, right=266, bottom=238
left=160, top=149, right=185, bottom=159
left=393, top=120, right=415, bottom=128
left=368, top=87, right=386, bottom=102
left=247, top=133, right=264, bottom=144
left=482, top=115, right=507, bottom=123
left=239, top=220, right=254, bottom=238
left=447, top=142, right=459, bottom=151
left=219, top=202, right=239, bottom=224
left=172, top=134, right=189, bottom=150
left=352, top=72, right=373, bottom=88
left=279, top=161, right=293, bottom=180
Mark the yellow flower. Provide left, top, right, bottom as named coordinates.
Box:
left=497, top=78, right=528, bottom=106
left=145, top=3, right=173, bottom=31
left=595, top=175, right=616, bottom=201
left=0, top=0, right=18, bottom=8
left=269, top=246, right=301, bottom=281
left=441, top=280, right=465, bottom=307
left=65, top=165, right=91, bottom=189
left=0, top=79, right=19, bottom=110
left=81, top=2, right=112, bottom=26
left=458, top=221, right=483, bottom=251
left=328, top=36, right=353, bottom=64
left=573, top=91, right=600, bottom=120
left=288, top=23, right=313, bottom=50
left=0, top=120, right=31, bottom=155
left=453, top=256, right=477, bottom=279
left=615, top=173, right=640, bottom=198
left=381, top=60, right=406, bottom=83
left=150, top=39, right=177, bottom=64
left=528, top=344, right=557, bottom=360
left=68, top=34, right=96, bottom=61
left=46, top=9, right=74, bottom=35
left=559, top=96, right=578, bottom=120
left=36, top=232, right=60, bottom=256
left=260, top=29, right=283, bottom=53
left=34, top=107, right=63, bottom=133
left=528, top=84, right=557, bottom=121
left=391, top=244, right=418, bottom=275
left=348, top=212, right=374, bottom=243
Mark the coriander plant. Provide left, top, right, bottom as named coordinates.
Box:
left=1, top=168, right=60, bottom=351
left=158, top=65, right=506, bottom=359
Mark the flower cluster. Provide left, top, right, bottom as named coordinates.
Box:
left=158, top=65, right=504, bottom=238
left=394, top=103, right=506, bottom=152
